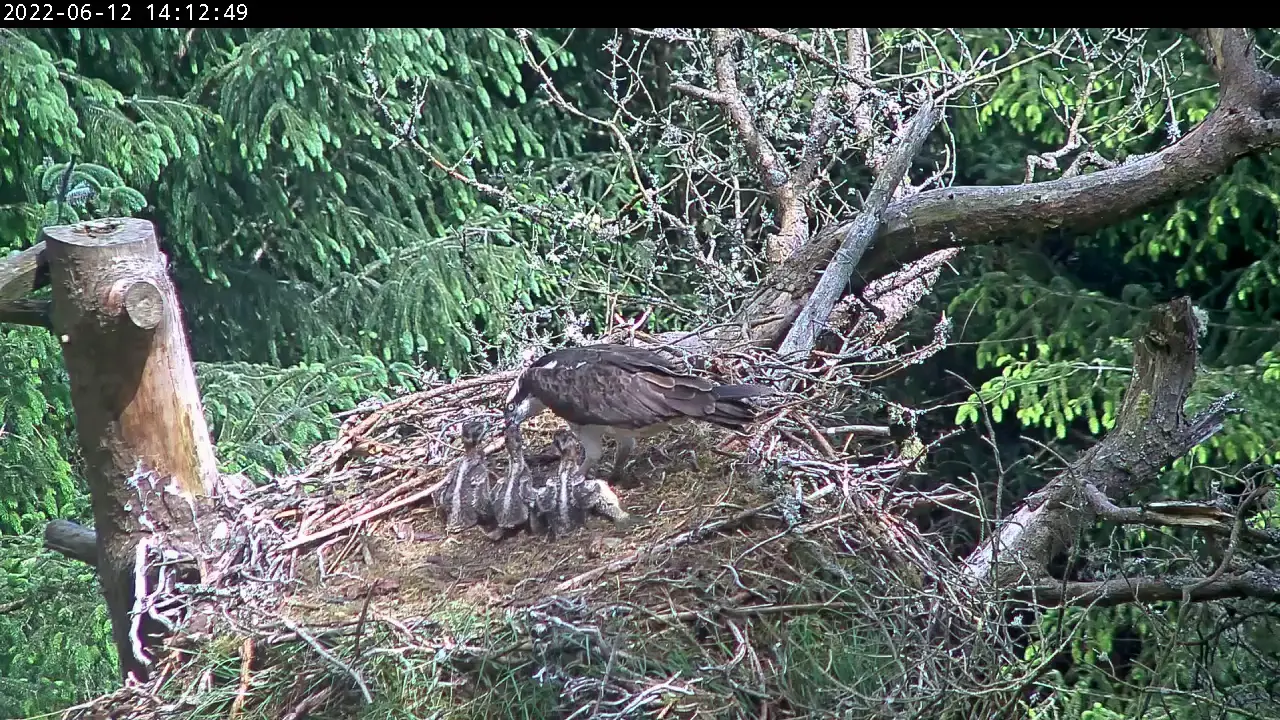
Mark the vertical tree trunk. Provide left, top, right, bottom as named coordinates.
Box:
left=42, top=218, right=218, bottom=682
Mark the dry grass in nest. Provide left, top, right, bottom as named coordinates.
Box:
left=284, top=415, right=765, bottom=627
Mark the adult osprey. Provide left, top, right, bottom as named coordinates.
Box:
left=503, top=343, right=771, bottom=485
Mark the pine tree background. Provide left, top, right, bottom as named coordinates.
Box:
left=0, top=27, right=652, bottom=713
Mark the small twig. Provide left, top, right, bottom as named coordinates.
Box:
left=1182, top=485, right=1271, bottom=598
left=818, top=423, right=891, bottom=437
left=227, top=638, right=253, bottom=720
left=745, top=28, right=873, bottom=88
left=776, top=94, right=941, bottom=361
left=351, top=583, right=376, bottom=662
left=279, top=475, right=450, bottom=552
left=280, top=686, right=334, bottom=720
left=300, top=371, right=518, bottom=476
left=795, top=414, right=837, bottom=459
left=280, top=617, right=373, bottom=704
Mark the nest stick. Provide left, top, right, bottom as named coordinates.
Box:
left=279, top=474, right=450, bottom=552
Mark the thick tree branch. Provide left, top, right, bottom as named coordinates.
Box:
left=777, top=97, right=940, bottom=360
left=731, top=29, right=1280, bottom=352
left=964, top=297, right=1240, bottom=584
left=0, top=298, right=51, bottom=328
left=1017, top=569, right=1280, bottom=607
left=1084, top=484, right=1280, bottom=546
left=0, top=243, right=50, bottom=303
left=44, top=519, right=99, bottom=568
left=857, top=28, right=1280, bottom=276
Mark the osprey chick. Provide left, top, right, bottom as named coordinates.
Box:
left=504, top=343, right=771, bottom=486
left=485, top=423, right=544, bottom=541
left=435, top=418, right=493, bottom=533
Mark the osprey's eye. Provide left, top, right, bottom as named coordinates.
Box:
left=503, top=400, right=520, bottom=422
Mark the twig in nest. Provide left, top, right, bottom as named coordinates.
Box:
left=352, top=583, right=376, bottom=662
left=280, top=617, right=373, bottom=704
left=302, top=371, right=518, bottom=475
left=280, top=686, right=334, bottom=720
left=553, top=484, right=836, bottom=593
left=228, top=637, right=253, bottom=720
left=795, top=414, right=837, bottom=459
left=279, top=474, right=451, bottom=552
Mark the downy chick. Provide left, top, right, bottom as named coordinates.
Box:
left=437, top=418, right=492, bottom=532
left=539, top=429, right=586, bottom=539
left=486, top=423, right=543, bottom=540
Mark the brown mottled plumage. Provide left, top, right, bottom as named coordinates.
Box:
left=485, top=423, right=543, bottom=540
left=435, top=418, right=493, bottom=533
left=534, top=430, right=580, bottom=538
left=504, top=343, right=770, bottom=485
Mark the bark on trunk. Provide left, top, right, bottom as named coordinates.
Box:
left=43, top=218, right=218, bottom=682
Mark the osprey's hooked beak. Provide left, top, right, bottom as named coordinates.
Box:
left=504, top=393, right=542, bottom=428
left=504, top=374, right=547, bottom=428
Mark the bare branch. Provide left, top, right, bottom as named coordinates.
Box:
left=0, top=298, right=51, bottom=328
left=674, top=29, right=848, bottom=263
left=724, top=29, right=1280, bottom=353
left=707, top=29, right=790, bottom=194
left=44, top=519, right=98, bottom=568
left=744, top=28, right=872, bottom=87
left=1083, top=483, right=1280, bottom=546
left=851, top=28, right=1280, bottom=276
left=777, top=97, right=940, bottom=360
left=669, top=82, right=725, bottom=104
left=0, top=243, right=49, bottom=303
left=964, top=297, right=1241, bottom=584
left=1024, top=70, right=1101, bottom=183
left=794, top=89, right=836, bottom=192
left=1017, top=569, right=1280, bottom=607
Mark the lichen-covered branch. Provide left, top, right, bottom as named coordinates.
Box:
left=964, top=297, right=1240, bottom=585
left=859, top=28, right=1280, bottom=276
left=776, top=97, right=939, bottom=360
left=1017, top=569, right=1280, bottom=607
left=673, top=28, right=843, bottom=263
left=732, top=29, right=1280, bottom=351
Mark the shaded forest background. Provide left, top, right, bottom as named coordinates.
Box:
left=1, top=28, right=1278, bottom=719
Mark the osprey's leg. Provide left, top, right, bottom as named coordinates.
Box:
left=573, top=425, right=606, bottom=477
left=611, top=435, right=638, bottom=488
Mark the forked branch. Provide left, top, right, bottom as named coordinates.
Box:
left=860, top=28, right=1280, bottom=276
left=964, top=297, right=1240, bottom=585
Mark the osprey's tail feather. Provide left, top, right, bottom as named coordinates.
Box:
left=705, top=383, right=773, bottom=430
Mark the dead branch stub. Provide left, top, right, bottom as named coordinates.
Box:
left=43, top=218, right=220, bottom=682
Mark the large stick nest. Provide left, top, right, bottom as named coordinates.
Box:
left=63, top=250, right=1027, bottom=719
